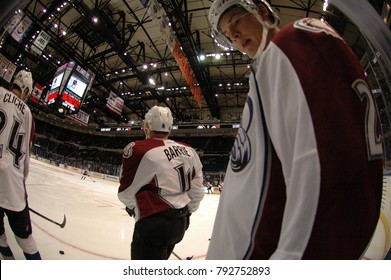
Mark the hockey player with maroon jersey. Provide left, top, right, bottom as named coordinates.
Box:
left=206, top=0, right=383, bottom=259
left=118, top=106, right=204, bottom=259
left=0, top=70, right=41, bottom=260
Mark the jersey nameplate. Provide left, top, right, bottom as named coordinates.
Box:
left=164, top=145, right=191, bottom=161
left=2, top=92, right=27, bottom=115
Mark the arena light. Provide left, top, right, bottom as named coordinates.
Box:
left=198, top=50, right=206, bottom=62
left=323, top=0, right=329, bottom=11
left=148, top=77, right=156, bottom=86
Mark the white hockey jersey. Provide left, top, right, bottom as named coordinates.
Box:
left=206, top=18, right=383, bottom=260
left=0, top=87, right=35, bottom=211
left=118, top=138, right=204, bottom=221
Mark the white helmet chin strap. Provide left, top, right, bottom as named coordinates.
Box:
left=144, top=125, right=151, bottom=139
left=253, top=13, right=276, bottom=59
left=253, top=24, right=270, bottom=59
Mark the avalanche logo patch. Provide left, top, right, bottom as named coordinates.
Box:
left=123, top=142, right=135, bottom=158
left=294, top=18, right=343, bottom=40
left=231, top=97, right=253, bottom=172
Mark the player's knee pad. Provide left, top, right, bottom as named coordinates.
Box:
left=15, top=235, right=38, bottom=254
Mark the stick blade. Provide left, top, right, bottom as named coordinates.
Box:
left=60, top=214, right=66, bottom=228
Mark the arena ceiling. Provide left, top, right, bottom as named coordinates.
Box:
left=0, top=0, right=388, bottom=129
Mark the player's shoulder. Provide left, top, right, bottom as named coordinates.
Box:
left=277, top=18, right=342, bottom=40
left=171, top=140, right=198, bottom=156
left=0, top=87, right=32, bottom=115
left=123, top=138, right=165, bottom=157
left=0, top=86, right=11, bottom=96
left=293, top=18, right=342, bottom=39
left=177, top=141, right=188, bottom=146
left=177, top=141, right=193, bottom=151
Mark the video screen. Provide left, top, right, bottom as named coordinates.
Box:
left=65, top=75, right=88, bottom=98
left=50, top=72, right=64, bottom=90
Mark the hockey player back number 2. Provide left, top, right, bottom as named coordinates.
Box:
left=352, top=79, right=383, bottom=161
left=295, top=19, right=383, bottom=161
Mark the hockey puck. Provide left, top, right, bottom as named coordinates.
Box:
left=59, top=250, right=65, bottom=255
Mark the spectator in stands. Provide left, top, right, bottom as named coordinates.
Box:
left=118, top=106, right=205, bottom=259
left=0, top=70, right=42, bottom=259
left=206, top=0, right=384, bottom=259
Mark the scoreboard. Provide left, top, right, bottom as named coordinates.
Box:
left=46, top=61, right=94, bottom=116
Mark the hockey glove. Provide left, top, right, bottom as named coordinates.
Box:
left=125, top=207, right=135, bottom=217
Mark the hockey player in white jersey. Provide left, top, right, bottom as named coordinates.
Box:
left=0, top=70, right=41, bottom=260
left=118, top=106, right=204, bottom=259
left=81, top=169, right=89, bottom=180
left=207, top=0, right=383, bottom=259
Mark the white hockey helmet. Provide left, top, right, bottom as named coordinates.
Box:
left=12, top=70, right=33, bottom=100
left=144, top=105, right=173, bottom=133
left=208, top=0, right=279, bottom=51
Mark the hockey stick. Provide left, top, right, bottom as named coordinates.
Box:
left=29, top=208, right=66, bottom=228
left=172, top=251, right=193, bottom=260
left=87, top=176, right=95, bottom=182
left=172, top=251, right=182, bottom=260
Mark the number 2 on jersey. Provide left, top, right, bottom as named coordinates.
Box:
left=352, top=79, right=383, bottom=160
